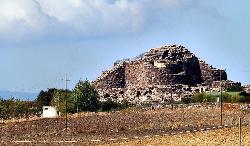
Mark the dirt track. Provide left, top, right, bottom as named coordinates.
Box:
left=0, top=104, right=249, bottom=146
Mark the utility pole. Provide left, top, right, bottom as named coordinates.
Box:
left=65, top=74, right=70, bottom=132
left=220, top=68, right=223, bottom=126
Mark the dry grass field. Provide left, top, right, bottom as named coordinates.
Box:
left=0, top=103, right=249, bottom=146
left=103, top=125, right=250, bottom=146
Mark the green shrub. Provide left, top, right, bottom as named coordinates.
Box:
left=191, top=93, right=217, bottom=103
left=203, top=94, right=217, bottom=102
left=118, top=99, right=130, bottom=109
left=238, top=96, right=246, bottom=103
left=191, top=93, right=205, bottom=103
left=222, top=93, right=231, bottom=102
left=181, top=97, right=192, bottom=104
left=230, top=94, right=238, bottom=103
left=239, top=92, right=250, bottom=103
left=98, top=99, right=130, bottom=112
left=99, top=99, right=118, bottom=111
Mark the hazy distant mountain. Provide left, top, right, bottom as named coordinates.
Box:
left=0, top=90, right=38, bottom=101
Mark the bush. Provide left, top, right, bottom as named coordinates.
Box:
left=118, top=99, right=130, bottom=109
left=0, top=98, right=38, bottom=120
left=226, top=84, right=243, bottom=92
left=99, top=99, right=130, bottom=112
left=181, top=97, right=192, bottom=104
left=238, top=96, right=246, bottom=103
left=191, top=93, right=217, bottom=103
left=190, top=92, right=244, bottom=103
left=203, top=94, right=217, bottom=102
left=191, top=93, right=205, bottom=103
left=222, top=93, right=231, bottom=102
left=99, top=99, right=118, bottom=111
left=237, top=92, right=250, bottom=103
left=231, top=94, right=240, bottom=103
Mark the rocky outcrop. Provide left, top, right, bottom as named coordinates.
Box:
left=199, top=60, right=227, bottom=86
left=93, top=45, right=228, bottom=103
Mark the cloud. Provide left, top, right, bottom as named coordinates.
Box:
left=0, top=0, right=192, bottom=42
left=38, top=0, right=144, bottom=34
left=0, top=0, right=49, bottom=38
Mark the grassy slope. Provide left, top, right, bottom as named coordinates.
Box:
left=207, top=91, right=240, bottom=96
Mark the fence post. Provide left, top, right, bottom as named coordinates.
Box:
left=239, top=117, right=242, bottom=146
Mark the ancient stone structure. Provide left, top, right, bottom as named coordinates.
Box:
left=93, top=45, right=228, bottom=104
left=211, top=80, right=241, bottom=92
left=243, top=85, right=250, bottom=93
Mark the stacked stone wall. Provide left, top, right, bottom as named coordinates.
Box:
left=124, top=61, right=147, bottom=88
left=93, top=63, right=126, bottom=90
left=92, top=45, right=229, bottom=102
left=199, top=60, right=227, bottom=85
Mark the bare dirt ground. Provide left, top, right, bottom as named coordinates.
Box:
left=104, top=125, right=250, bottom=146
left=0, top=103, right=249, bottom=146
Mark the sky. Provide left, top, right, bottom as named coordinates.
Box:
left=0, top=0, right=250, bottom=93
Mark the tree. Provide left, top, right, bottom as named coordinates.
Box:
left=35, top=88, right=57, bottom=109
left=73, top=80, right=99, bottom=112
left=226, top=84, right=243, bottom=92
left=52, top=89, right=74, bottom=114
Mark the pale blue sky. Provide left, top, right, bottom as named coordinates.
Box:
left=0, top=0, right=250, bottom=93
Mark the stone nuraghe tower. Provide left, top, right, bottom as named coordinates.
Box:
left=93, top=45, right=227, bottom=102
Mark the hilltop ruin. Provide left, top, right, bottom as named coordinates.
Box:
left=93, top=45, right=233, bottom=104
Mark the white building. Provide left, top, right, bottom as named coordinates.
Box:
left=42, top=106, right=58, bottom=118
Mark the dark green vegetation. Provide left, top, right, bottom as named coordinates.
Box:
left=0, top=79, right=129, bottom=120
left=226, top=83, right=243, bottom=92
left=36, top=79, right=130, bottom=114
left=182, top=91, right=250, bottom=104
left=36, top=88, right=58, bottom=109
left=1, top=79, right=249, bottom=120
left=73, top=80, right=99, bottom=112
left=182, top=84, right=247, bottom=104
left=99, top=99, right=129, bottom=112
left=0, top=98, right=39, bottom=120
